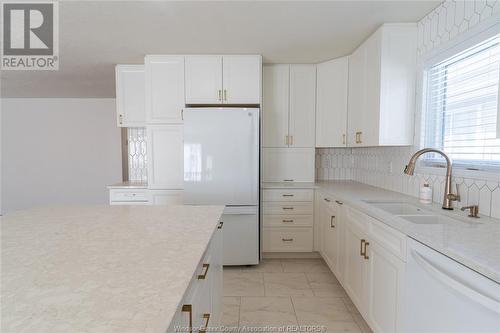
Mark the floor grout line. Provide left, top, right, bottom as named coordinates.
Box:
left=289, top=295, right=300, bottom=326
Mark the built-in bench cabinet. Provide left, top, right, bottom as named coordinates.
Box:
left=316, top=191, right=406, bottom=333
left=168, top=221, right=223, bottom=332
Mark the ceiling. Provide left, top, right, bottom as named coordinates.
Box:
left=1, top=0, right=440, bottom=98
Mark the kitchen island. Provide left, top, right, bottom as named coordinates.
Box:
left=1, top=205, right=224, bottom=333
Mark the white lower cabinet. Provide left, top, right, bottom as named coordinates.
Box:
left=168, top=222, right=223, bottom=332
left=148, top=190, right=183, bottom=205
left=316, top=191, right=406, bottom=333
left=261, top=148, right=315, bottom=183
left=263, top=189, right=314, bottom=252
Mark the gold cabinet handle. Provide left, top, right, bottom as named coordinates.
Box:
left=335, top=200, right=343, bottom=205
left=364, top=242, right=370, bottom=260
left=282, top=194, right=294, bottom=197
left=330, top=216, right=336, bottom=228
left=282, top=219, right=294, bottom=223
left=283, top=179, right=294, bottom=182
left=181, top=109, right=184, bottom=120
left=360, top=239, right=365, bottom=257
left=282, top=207, right=294, bottom=210
left=199, top=313, right=211, bottom=333
left=223, top=89, right=227, bottom=101
left=355, top=131, right=363, bottom=144
left=217, top=221, right=224, bottom=229
left=359, top=131, right=362, bottom=144
left=342, top=133, right=346, bottom=145
left=182, top=304, right=193, bottom=333
left=282, top=238, right=294, bottom=242
left=119, top=114, right=123, bottom=125
left=324, top=198, right=331, bottom=202
left=218, top=90, right=222, bottom=101
left=285, top=135, right=289, bottom=145
left=197, top=263, right=210, bottom=280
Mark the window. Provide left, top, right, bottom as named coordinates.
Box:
left=422, top=34, right=500, bottom=170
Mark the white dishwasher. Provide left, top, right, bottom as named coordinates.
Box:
left=404, top=238, right=500, bottom=333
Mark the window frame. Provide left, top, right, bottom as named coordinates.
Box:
left=418, top=18, right=500, bottom=174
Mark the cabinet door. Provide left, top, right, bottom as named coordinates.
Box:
left=147, top=125, right=184, bottom=189
left=148, top=190, right=183, bottom=205
left=116, top=65, right=146, bottom=127
left=315, top=57, right=348, bottom=147
left=222, top=55, right=261, bottom=104
left=262, top=65, right=290, bottom=147
left=343, top=218, right=368, bottom=313
left=185, top=55, right=223, bottom=104
left=323, top=204, right=340, bottom=275
left=289, top=65, right=316, bottom=147
left=261, top=148, right=315, bottom=182
left=366, top=240, right=405, bottom=333
left=145, top=56, right=185, bottom=124
left=347, top=45, right=365, bottom=147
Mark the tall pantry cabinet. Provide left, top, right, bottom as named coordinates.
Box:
left=262, top=64, right=316, bottom=183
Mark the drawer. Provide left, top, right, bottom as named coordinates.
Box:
left=262, top=189, right=314, bottom=202
left=263, top=227, right=313, bottom=252
left=110, top=201, right=149, bottom=206
left=369, top=216, right=407, bottom=261
left=109, top=189, right=148, bottom=202
left=263, top=202, right=313, bottom=215
left=263, top=215, right=313, bottom=227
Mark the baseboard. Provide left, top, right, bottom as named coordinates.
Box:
left=262, top=251, right=321, bottom=259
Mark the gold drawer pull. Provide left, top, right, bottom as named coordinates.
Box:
left=324, top=198, right=331, bottom=202
left=197, top=263, right=210, bottom=280
left=282, top=207, right=294, bottom=210
left=282, top=238, right=294, bottom=242
left=217, top=221, right=224, bottom=229
left=364, top=242, right=370, bottom=260
left=282, top=194, right=294, bottom=197
left=335, top=200, right=343, bottom=205
left=360, top=239, right=365, bottom=257
left=283, top=179, right=294, bottom=182
left=199, top=313, right=211, bottom=333
left=282, top=219, right=294, bottom=223
left=182, top=304, right=193, bottom=333
left=330, top=216, right=336, bottom=228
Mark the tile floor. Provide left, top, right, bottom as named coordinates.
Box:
left=222, top=258, right=372, bottom=333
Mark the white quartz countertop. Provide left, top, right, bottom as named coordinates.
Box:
left=1, top=205, right=224, bottom=333
left=107, top=181, right=148, bottom=189
left=315, top=180, right=500, bottom=283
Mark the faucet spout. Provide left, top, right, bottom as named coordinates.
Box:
left=403, top=148, right=458, bottom=210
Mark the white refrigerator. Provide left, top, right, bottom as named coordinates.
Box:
left=183, top=107, right=259, bottom=265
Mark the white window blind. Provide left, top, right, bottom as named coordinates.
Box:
left=423, top=34, right=500, bottom=169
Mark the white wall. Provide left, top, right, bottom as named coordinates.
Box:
left=1, top=98, right=122, bottom=214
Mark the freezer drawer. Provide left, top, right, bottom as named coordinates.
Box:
left=222, top=207, right=259, bottom=265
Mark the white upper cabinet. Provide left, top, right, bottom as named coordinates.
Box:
left=315, top=57, right=348, bottom=147
left=263, top=65, right=290, bottom=148
left=222, top=55, right=261, bottom=104
left=145, top=56, right=185, bottom=124
left=185, top=55, right=261, bottom=104
left=289, top=65, right=316, bottom=148
left=185, top=55, right=223, bottom=104
left=115, top=65, right=145, bottom=127
left=147, top=125, right=184, bottom=190
left=262, top=64, right=316, bottom=148
left=261, top=148, right=315, bottom=182
left=348, top=23, right=417, bottom=147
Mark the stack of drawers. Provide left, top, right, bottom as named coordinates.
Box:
left=262, top=189, right=314, bottom=252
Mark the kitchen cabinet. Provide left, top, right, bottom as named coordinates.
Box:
left=222, top=55, right=262, bottom=104
left=315, top=57, right=348, bottom=147
left=262, top=189, right=314, bottom=252
left=185, top=55, right=261, bottom=104
left=366, top=237, right=405, bottom=333
left=168, top=222, right=223, bottom=332
left=319, top=196, right=343, bottom=277
left=147, top=125, right=184, bottom=190
left=148, top=190, right=183, bottom=205
left=115, top=65, right=145, bottom=127
left=185, top=55, right=223, bottom=104
left=348, top=23, right=417, bottom=147
left=145, top=55, right=185, bottom=124
left=262, top=64, right=316, bottom=148
left=261, top=148, right=315, bottom=183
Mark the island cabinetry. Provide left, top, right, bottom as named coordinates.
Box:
left=168, top=221, right=223, bottom=332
